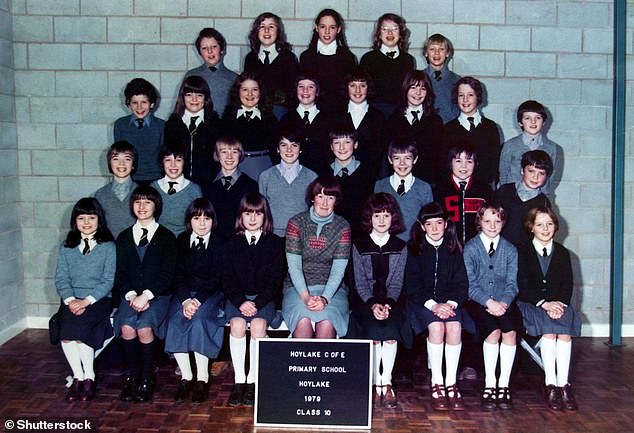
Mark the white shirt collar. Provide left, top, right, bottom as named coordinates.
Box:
left=380, top=44, right=400, bottom=58
left=78, top=235, right=97, bottom=253
left=479, top=232, right=499, bottom=252
left=259, top=44, right=278, bottom=63
left=296, top=104, right=319, bottom=123
left=237, top=106, right=262, bottom=120
left=389, top=173, right=414, bottom=193
left=458, top=111, right=482, bottom=130
left=317, top=40, right=338, bottom=55
left=532, top=238, right=553, bottom=256
left=370, top=231, right=390, bottom=247
left=244, top=229, right=263, bottom=245
left=190, top=232, right=210, bottom=249
left=158, top=175, right=189, bottom=193
left=183, top=109, right=204, bottom=127
left=133, top=219, right=159, bottom=245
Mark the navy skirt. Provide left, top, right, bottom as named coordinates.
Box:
left=517, top=301, right=581, bottom=337
left=345, top=303, right=413, bottom=349
left=58, top=297, right=113, bottom=350
left=113, top=295, right=171, bottom=339
left=225, top=295, right=276, bottom=325
left=407, top=300, right=465, bottom=336
left=465, top=300, right=522, bottom=338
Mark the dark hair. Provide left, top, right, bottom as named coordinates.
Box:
left=235, top=192, right=274, bottom=235
left=195, top=27, right=227, bottom=55
left=124, top=78, right=158, bottom=106
left=446, top=140, right=478, bottom=169
left=308, top=9, right=350, bottom=50
left=372, top=13, right=410, bottom=52
left=423, top=33, right=454, bottom=62
left=397, top=69, right=436, bottom=116
left=277, top=123, right=305, bottom=146
left=295, top=69, right=320, bottom=99
left=306, top=174, right=343, bottom=207
left=248, top=12, right=292, bottom=52
left=329, top=123, right=358, bottom=144
left=225, top=71, right=271, bottom=118
left=521, top=150, right=553, bottom=176
left=64, top=197, right=114, bottom=248
left=524, top=206, right=559, bottom=235
left=452, top=76, right=484, bottom=107
left=343, top=66, right=376, bottom=98
left=387, top=136, right=418, bottom=160
left=475, top=204, right=507, bottom=230
left=516, top=100, right=548, bottom=124
left=107, top=140, right=138, bottom=175
left=185, top=197, right=217, bottom=233
left=173, top=75, right=213, bottom=117
left=159, top=142, right=187, bottom=160
left=409, top=202, right=461, bottom=255
left=360, top=193, right=405, bottom=234
left=130, top=185, right=163, bottom=221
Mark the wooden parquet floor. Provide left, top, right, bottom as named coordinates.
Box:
left=0, top=330, right=633, bottom=433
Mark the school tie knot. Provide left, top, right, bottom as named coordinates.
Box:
left=188, top=116, right=199, bottom=133
left=411, top=110, right=420, bottom=125
left=139, top=228, right=149, bottom=247
left=459, top=181, right=467, bottom=192
left=488, top=241, right=495, bottom=257
left=208, top=66, right=217, bottom=72
left=244, top=111, right=253, bottom=121
left=167, top=181, right=177, bottom=195
left=135, top=118, right=144, bottom=129
left=193, top=236, right=204, bottom=250
left=386, top=51, right=396, bottom=58
left=397, top=179, right=406, bottom=196
left=302, top=110, right=310, bottom=125
left=222, top=176, right=232, bottom=190
left=542, top=247, right=548, bottom=258
left=263, top=50, right=270, bottom=65
left=250, top=235, right=257, bottom=246
left=467, top=116, right=476, bottom=131
left=82, top=238, right=91, bottom=255
left=434, top=70, right=442, bottom=81
left=340, top=167, right=349, bottom=178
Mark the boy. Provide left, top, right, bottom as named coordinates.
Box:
left=494, top=150, right=552, bottom=247
left=374, top=138, right=433, bottom=241
left=423, top=33, right=461, bottom=124
left=150, top=143, right=202, bottom=236
left=94, top=141, right=139, bottom=238
left=113, top=78, right=164, bottom=184
left=184, top=28, right=237, bottom=117
left=202, top=136, right=258, bottom=240
left=499, top=100, right=558, bottom=195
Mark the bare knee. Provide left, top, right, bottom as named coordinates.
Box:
left=137, top=327, right=154, bottom=343
left=230, top=318, right=247, bottom=338
left=120, top=325, right=137, bottom=340
left=249, top=319, right=268, bottom=339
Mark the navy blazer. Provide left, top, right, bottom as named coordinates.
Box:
left=173, top=231, right=223, bottom=305
left=517, top=241, right=573, bottom=306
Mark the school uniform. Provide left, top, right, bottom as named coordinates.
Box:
left=184, top=62, right=237, bottom=117
left=424, top=64, right=460, bottom=124
left=244, top=48, right=299, bottom=109
left=113, top=114, right=165, bottom=183
left=341, top=102, right=386, bottom=178
left=94, top=178, right=138, bottom=239
left=330, top=159, right=374, bottom=239
left=499, top=133, right=558, bottom=195
left=151, top=177, right=203, bottom=236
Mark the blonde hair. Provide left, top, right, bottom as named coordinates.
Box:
left=213, top=135, right=244, bottom=163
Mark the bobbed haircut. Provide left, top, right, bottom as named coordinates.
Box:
left=195, top=27, right=227, bottom=54
left=521, top=149, right=553, bottom=176
left=277, top=123, right=305, bottom=146
left=397, top=69, right=436, bottom=116
left=124, top=77, right=158, bottom=106
left=64, top=197, right=114, bottom=248
left=524, top=206, right=559, bottom=236
left=452, top=76, right=484, bottom=107
left=107, top=141, right=138, bottom=175
left=409, top=201, right=462, bottom=255
left=423, top=33, right=454, bottom=61
left=234, top=192, right=274, bottom=235
left=446, top=140, right=478, bottom=169
left=159, top=141, right=187, bottom=160
left=360, top=193, right=405, bottom=235
left=185, top=197, right=217, bottom=233
left=173, top=75, right=213, bottom=117
left=387, top=135, right=418, bottom=160
left=329, top=123, right=358, bottom=144
left=295, top=69, right=320, bottom=97
left=372, top=13, right=410, bottom=52
left=475, top=204, right=507, bottom=229
left=130, top=185, right=163, bottom=221
left=305, top=174, right=343, bottom=207
left=248, top=12, right=292, bottom=52
left=516, top=99, right=548, bottom=123
left=343, top=66, right=376, bottom=98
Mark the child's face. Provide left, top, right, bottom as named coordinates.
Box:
left=451, top=151, right=475, bottom=181
left=191, top=214, right=213, bottom=237
left=371, top=211, right=392, bottom=235
left=217, top=146, right=240, bottom=173
left=424, top=42, right=449, bottom=70
left=531, top=212, right=556, bottom=245
left=479, top=209, right=503, bottom=239
left=457, top=83, right=478, bottom=116
left=313, top=190, right=337, bottom=218
left=128, top=94, right=153, bottom=119
left=199, top=36, right=222, bottom=67
left=347, top=80, right=368, bottom=104
left=379, top=19, right=400, bottom=48
left=110, top=152, right=134, bottom=180
left=389, top=152, right=417, bottom=178
left=278, top=138, right=301, bottom=164
left=330, top=136, right=357, bottom=165
left=406, top=81, right=427, bottom=107
left=521, top=164, right=548, bottom=190
left=315, top=15, right=340, bottom=45
left=162, top=154, right=184, bottom=180
left=76, top=214, right=98, bottom=237
left=239, top=79, right=260, bottom=109
left=519, top=111, right=544, bottom=137
left=133, top=198, right=155, bottom=224
left=241, top=209, right=265, bottom=232
left=297, top=79, right=317, bottom=106
left=184, top=92, right=205, bottom=114
left=421, top=217, right=447, bottom=242
left=258, top=17, right=278, bottom=47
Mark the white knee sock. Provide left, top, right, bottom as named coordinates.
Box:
left=380, top=342, right=397, bottom=386
left=373, top=343, right=383, bottom=385
left=498, top=343, right=516, bottom=388
left=194, top=352, right=209, bottom=383
left=444, top=343, right=462, bottom=387
left=540, top=337, right=557, bottom=385
left=483, top=341, right=500, bottom=388
left=555, top=339, right=572, bottom=386
left=174, top=353, right=193, bottom=381
left=427, top=339, right=444, bottom=386
left=61, top=341, right=84, bottom=380
left=230, top=334, right=247, bottom=383
left=77, top=342, right=95, bottom=380
left=246, top=338, right=257, bottom=384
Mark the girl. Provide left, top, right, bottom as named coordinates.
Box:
left=223, top=72, right=278, bottom=180
left=347, top=193, right=409, bottom=409
left=243, top=12, right=298, bottom=117
left=517, top=207, right=580, bottom=411
left=165, top=198, right=225, bottom=404
left=359, top=13, right=415, bottom=118
left=114, top=185, right=177, bottom=403
left=405, top=202, right=468, bottom=411
left=223, top=192, right=285, bottom=407
left=164, top=75, right=222, bottom=186
left=299, top=8, right=357, bottom=113
left=463, top=204, right=521, bottom=411
left=384, top=70, right=444, bottom=185
left=55, top=198, right=116, bottom=402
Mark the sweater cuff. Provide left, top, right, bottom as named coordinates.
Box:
left=142, top=289, right=155, bottom=300
left=63, top=296, right=76, bottom=305
left=85, top=295, right=97, bottom=305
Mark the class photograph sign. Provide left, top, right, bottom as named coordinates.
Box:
left=254, top=339, right=373, bottom=429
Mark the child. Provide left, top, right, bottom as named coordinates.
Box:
left=422, top=34, right=461, bottom=124
left=258, top=124, right=318, bottom=237
left=383, top=69, right=444, bottom=185
left=243, top=12, right=299, bottom=116
left=517, top=207, right=580, bottom=411
left=94, top=141, right=139, bottom=238
left=184, top=27, right=237, bottom=117
left=299, top=9, right=357, bottom=113
left=113, top=78, right=164, bottom=184
left=150, top=143, right=203, bottom=236
left=494, top=150, right=552, bottom=247
left=164, top=75, right=222, bottom=186
left=444, top=76, right=501, bottom=188
left=434, top=141, right=492, bottom=246
left=223, top=192, right=285, bottom=407
left=374, top=137, right=433, bottom=241
left=222, top=72, right=278, bottom=180
left=405, top=202, right=468, bottom=411
left=359, top=13, right=415, bottom=118
left=202, top=136, right=258, bottom=240
left=499, top=100, right=558, bottom=195
left=55, top=197, right=116, bottom=402
left=114, top=185, right=177, bottom=402
left=165, top=198, right=225, bottom=404
left=347, top=193, right=410, bottom=409
left=463, top=204, right=521, bottom=411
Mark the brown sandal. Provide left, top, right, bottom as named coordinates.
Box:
left=446, top=384, right=465, bottom=410
left=430, top=384, right=449, bottom=410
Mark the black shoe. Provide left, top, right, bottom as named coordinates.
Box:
left=560, top=384, right=578, bottom=411
left=120, top=376, right=138, bottom=402
left=242, top=383, right=255, bottom=406
left=66, top=379, right=83, bottom=402
left=80, top=378, right=96, bottom=401
left=544, top=384, right=563, bottom=411
left=191, top=381, right=209, bottom=404
left=480, top=387, right=497, bottom=411
left=497, top=387, right=513, bottom=410
left=136, top=378, right=155, bottom=402
left=228, top=384, right=243, bottom=406
left=174, top=379, right=192, bottom=402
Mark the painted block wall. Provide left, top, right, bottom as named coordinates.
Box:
left=6, top=0, right=634, bottom=337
